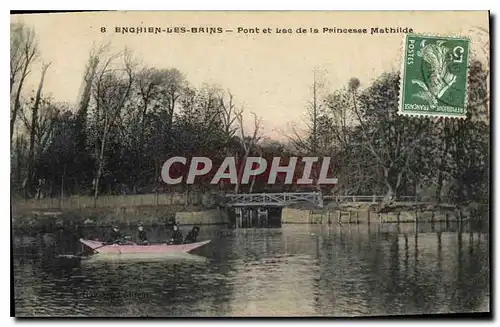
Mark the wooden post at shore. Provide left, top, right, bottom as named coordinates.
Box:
left=367, top=210, right=371, bottom=224
left=414, top=232, right=419, bottom=261
left=356, top=211, right=359, bottom=224
left=404, top=234, right=409, bottom=269
left=458, top=211, right=463, bottom=232
left=235, top=208, right=242, bottom=228
left=338, top=210, right=341, bottom=224
left=437, top=232, right=442, bottom=252
left=397, top=212, right=401, bottom=224
left=348, top=211, right=352, bottom=224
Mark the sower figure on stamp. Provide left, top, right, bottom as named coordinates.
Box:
left=399, top=34, right=470, bottom=119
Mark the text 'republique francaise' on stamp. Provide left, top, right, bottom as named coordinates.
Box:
left=399, top=34, right=470, bottom=119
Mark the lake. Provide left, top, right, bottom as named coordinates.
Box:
left=13, top=222, right=490, bottom=317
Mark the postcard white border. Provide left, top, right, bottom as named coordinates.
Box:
left=3, top=1, right=496, bottom=327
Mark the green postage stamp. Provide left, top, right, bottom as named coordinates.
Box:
left=399, top=34, right=470, bottom=118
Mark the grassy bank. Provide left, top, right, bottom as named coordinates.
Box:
left=283, top=202, right=489, bottom=225
left=11, top=197, right=488, bottom=232
left=11, top=204, right=228, bottom=232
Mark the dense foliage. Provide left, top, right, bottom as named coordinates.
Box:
left=10, top=23, right=489, bottom=205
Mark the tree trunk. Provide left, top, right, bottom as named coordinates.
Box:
left=10, top=64, right=29, bottom=142
left=249, top=150, right=263, bottom=193
left=10, top=76, right=15, bottom=95
left=436, top=122, right=452, bottom=204
left=184, top=185, right=191, bottom=208
left=383, top=167, right=395, bottom=203
left=93, top=124, right=109, bottom=208
left=77, top=55, right=101, bottom=140
left=394, top=171, right=403, bottom=201
left=235, top=150, right=250, bottom=194
left=249, top=172, right=256, bottom=193
left=60, top=165, right=66, bottom=209
left=435, top=171, right=444, bottom=204
left=234, top=155, right=242, bottom=194
left=25, top=64, right=49, bottom=198
left=14, top=138, right=24, bottom=191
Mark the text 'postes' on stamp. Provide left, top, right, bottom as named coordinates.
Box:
left=399, top=34, right=470, bottom=119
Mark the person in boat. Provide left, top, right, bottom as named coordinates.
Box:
left=105, top=226, right=124, bottom=245
left=184, top=226, right=200, bottom=244
left=169, top=223, right=183, bottom=245
left=136, top=224, right=149, bottom=245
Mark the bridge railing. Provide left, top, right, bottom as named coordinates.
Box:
left=322, top=195, right=449, bottom=203
left=224, top=192, right=323, bottom=207
left=323, top=195, right=385, bottom=203
left=224, top=193, right=455, bottom=207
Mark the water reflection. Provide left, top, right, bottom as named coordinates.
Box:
left=13, top=222, right=489, bottom=317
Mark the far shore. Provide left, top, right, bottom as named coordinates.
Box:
left=11, top=196, right=488, bottom=232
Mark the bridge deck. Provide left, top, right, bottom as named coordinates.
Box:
left=225, top=192, right=324, bottom=208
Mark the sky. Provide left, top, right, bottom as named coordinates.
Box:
left=11, top=11, right=489, bottom=140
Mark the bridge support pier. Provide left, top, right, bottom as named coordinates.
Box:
left=231, top=206, right=276, bottom=228
left=257, top=207, right=269, bottom=227
left=235, top=208, right=242, bottom=228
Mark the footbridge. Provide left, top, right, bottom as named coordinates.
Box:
left=224, top=192, right=324, bottom=208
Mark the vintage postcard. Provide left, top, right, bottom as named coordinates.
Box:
left=11, top=11, right=490, bottom=317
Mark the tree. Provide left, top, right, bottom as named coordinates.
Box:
left=90, top=50, right=135, bottom=206
left=322, top=86, right=364, bottom=194
left=445, top=60, right=489, bottom=203
left=35, top=107, right=76, bottom=198
left=289, top=69, right=327, bottom=156
left=287, top=70, right=333, bottom=193
left=23, top=62, right=51, bottom=198
left=11, top=136, right=28, bottom=196
left=72, top=45, right=109, bottom=192
left=218, top=90, right=239, bottom=150
left=354, top=73, right=433, bottom=201
left=406, top=59, right=489, bottom=204
left=10, top=22, right=38, bottom=141
left=234, top=109, right=262, bottom=193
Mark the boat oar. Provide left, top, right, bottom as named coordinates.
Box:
left=90, top=237, right=134, bottom=252
left=90, top=243, right=110, bottom=254
left=68, top=242, right=107, bottom=257
left=71, top=236, right=134, bottom=257
left=88, top=237, right=138, bottom=254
